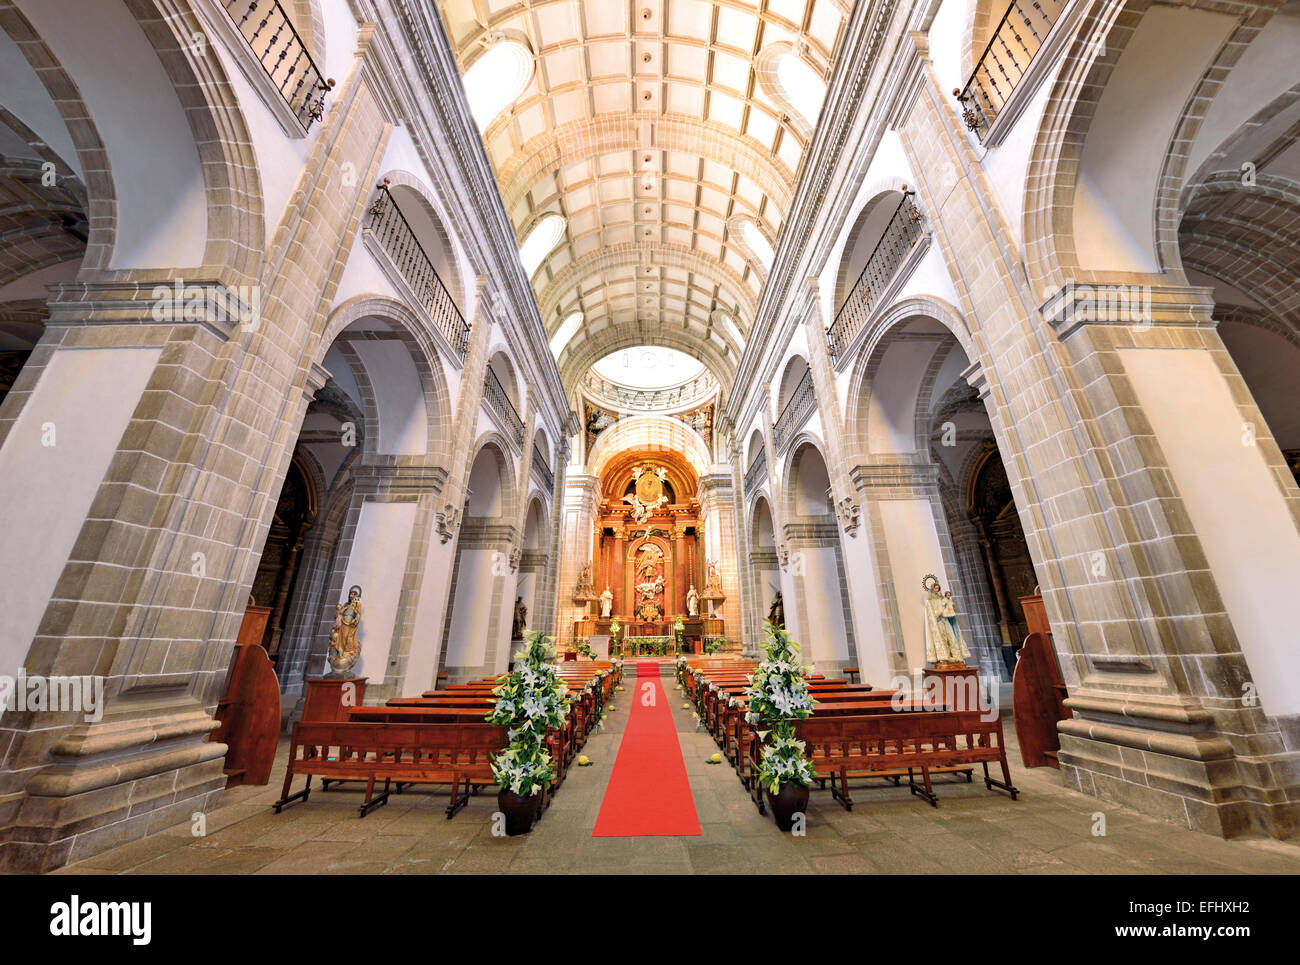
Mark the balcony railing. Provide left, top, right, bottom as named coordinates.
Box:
left=532, top=445, right=554, bottom=494
left=773, top=369, right=816, bottom=450
left=483, top=367, right=524, bottom=446
left=953, top=0, right=1068, bottom=139
left=223, top=0, right=334, bottom=131
left=368, top=185, right=471, bottom=362
left=827, top=192, right=924, bottom=362
left=744, top=447, right=767, bottom=497
left=581, top=368, right=717, bottom=412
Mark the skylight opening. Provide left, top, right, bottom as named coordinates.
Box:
left=519, top=213, right=566, bottom=278
left=776, top=53, right=827, bottom=129
left=592, top=347, right=705, bottom=391
left=463, top=40, right=534, bottom=131
left=738, top=218, right=775, bottom=271
left=550, top=311, right=583, bottom=356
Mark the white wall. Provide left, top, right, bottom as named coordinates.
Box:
left=879, top=498, right=949, bottom=671
left=1120, top=348, right=1300, bottom=716
left=337, top=500, right=419, bottom=684
left=0, top=346, right=160, bottom=679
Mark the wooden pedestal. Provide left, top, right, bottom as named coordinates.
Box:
left=924, top=665, right=981, bottom=710
left=302, top=677, right=367, bottom=723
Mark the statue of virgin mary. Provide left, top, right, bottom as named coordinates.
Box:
left=922, top=575, right=970, bottom=666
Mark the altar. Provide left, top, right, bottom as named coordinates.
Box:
left=572, top=449, right=727, bottom=652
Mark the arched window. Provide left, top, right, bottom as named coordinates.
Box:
left=756, top=44, right=828, bottom=134
left=462, top=39, right=534, bottom=131
left=549, top=311, right=583, bottom=356
left=519, top=213, right=566, bottom=279
left=730, top=215, right=775, bottom=273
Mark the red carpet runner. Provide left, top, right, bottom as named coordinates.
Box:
left=592, top=662, right=701, bottom=836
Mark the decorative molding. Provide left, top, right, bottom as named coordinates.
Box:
left=436, top=503, right=461, bottom=543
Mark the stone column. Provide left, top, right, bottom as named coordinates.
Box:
left=698, top=473, right=742, bottom=650
left=555, top=474, right=598, bottom=648
left=895, top=33, right=1300, bottom=835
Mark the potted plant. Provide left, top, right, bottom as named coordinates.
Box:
left=609, top=618, right=621, bottom=656
left=673, top=615, right=685, bottom=654
left=576, top=639, right=598, bottom=661
left=488, top=631, right=570, bottom=835
left=704, top=636, right=726, bottom=654
left=745, top=621, right=816, bottom=831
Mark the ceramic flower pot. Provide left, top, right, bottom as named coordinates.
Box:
left=498, top=788, right=542, bottom=836
left=765, top=782, right=810, bottom=832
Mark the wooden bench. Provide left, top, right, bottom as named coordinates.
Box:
left=273, top=721, right=508, bottom=818
left=788, top=710, right=1019, bottom=811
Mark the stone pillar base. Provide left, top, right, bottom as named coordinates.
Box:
left=1057, top=710, right=1300, bottom=839
left=0, top=702, right=229, bottom=873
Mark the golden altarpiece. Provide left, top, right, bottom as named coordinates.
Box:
left=574, top=450, right=721, bottom=653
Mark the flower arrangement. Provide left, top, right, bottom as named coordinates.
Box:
left=488, top=631, right=570, bottom=797
left=609, top=618, right=621, bottom=654
left=746, top=621, right=817, bottom=795
left=704, top=636, right=726, bottom=654
left=576, top=640, right=598, bottom=661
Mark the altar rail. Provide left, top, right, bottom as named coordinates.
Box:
left=368, top=185, right=471, bottom=360
left=953, top=0, right=1068, bottom=140
left=827, top=192, right=924, bottom=363
left=484, top=366, right=525, bottom=446
left=773, top=368, right=815, bottom=450
left=744, top=448, right=767, bottom=496
left=222, top=0, right=333, bottom=131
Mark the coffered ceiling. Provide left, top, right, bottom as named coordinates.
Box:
left=436, top=0, right=850, bottom=392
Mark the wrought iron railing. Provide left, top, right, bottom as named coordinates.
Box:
left=744, top=447, right=767, bottom=497
left=580, top=368, right=717, bottom=411
left=483, top=366, right=524, bottom=446
left=773, top=369, right=816, bottom=450
left=368, top=185, right=471, bottom=361
left=827, top=192, right=924, bottom=362
left=223, top=0, right=334, bottom=131
left=953, top=0, right=1068, bottom=139
left=532, top=445, right=554, bottom=493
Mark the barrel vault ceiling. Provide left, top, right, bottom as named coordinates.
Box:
left=435, top=0, right=850, bottom=393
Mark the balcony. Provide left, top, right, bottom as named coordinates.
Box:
left=532, top=445, right=555, bottom=494
left=580, top=367, right=717, bottom=412
left=368, top=185, right=472, bottom=362
left=483, top=366, right=524, bottom=447
left=826, top=192, right=924, bottom=363
left=953, top=0, right=1069, bottom=141
left=744, top=447, right=767, bottom=497
left=773, top=369, right=816, bottom=450
left=222, top=0, right=334, bottom=132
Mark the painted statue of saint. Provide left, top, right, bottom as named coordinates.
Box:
left=599, top=585, right=613, bottom=619
left=686, top=584, right=699, bottom=617
left=923, top=578, right=970, bottom=665
left=512, top=596, right=527, bottom=640
left=768, top=591, right=785, bottom=629
left=327, top=585, right=362, bottom=677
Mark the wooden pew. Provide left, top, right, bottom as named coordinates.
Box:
left=273, top=721, right=507, bottom=818
left=784, top=710, right=1019, bottom=811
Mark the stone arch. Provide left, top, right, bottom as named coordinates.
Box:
left=586, top=414, right=711, bottom=480
left=2, top=0, right=264, bottom=278
left=781, top=434, right=835, bottom=524
left=464, top=432, right=520, bottom=525
left=487, top=349, right=523, bottom=415
left=773, top=353, right=810, bottom=420
left=746, top=427, right=765, bottom=472
left=1021, top=0, right=1281, bottom=288
left=317, top=295, right=453, bottom=464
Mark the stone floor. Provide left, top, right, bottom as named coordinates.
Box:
left=52, top=666, right=1300, bottom=875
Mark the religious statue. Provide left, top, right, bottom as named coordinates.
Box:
left=599, top=585, right=613, bottom=619
left=573, top=560, right=595, bottom=602
left=768, top=591, right=785, bottom=629
left=326, top=585, right=362, bottom=677
left=511, top=596, right=527, bottom=640
left=922, top=574, right=970, bottom=666
left=686, top=584, right=699, bottom=617
left=622, top=465, right=670, bottom=523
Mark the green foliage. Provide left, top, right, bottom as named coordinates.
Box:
left=746, top=621, right=816, bottom=792
left=488, top=631, right=570, bottom=796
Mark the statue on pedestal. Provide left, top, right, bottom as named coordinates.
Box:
left=767, top=591, right=785, bottom=629
left=511, top=596, right=527, bottom=640
left=686, top=584, right=699, bottom=617
left=326, top=585, right=362, bottom=677
left=922, top=574, right=970, bottom=666
left=599, top=585, right=613, bottom=619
